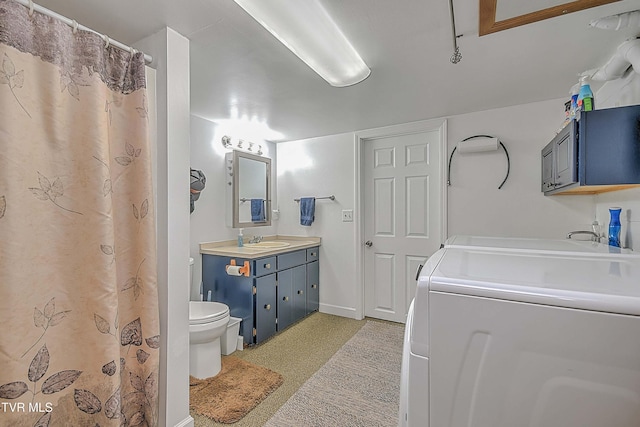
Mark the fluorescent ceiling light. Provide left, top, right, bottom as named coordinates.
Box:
left=233, top=0, right=371, bottom=87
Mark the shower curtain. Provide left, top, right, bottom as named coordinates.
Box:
left=0, top=1, right=159, bottom=426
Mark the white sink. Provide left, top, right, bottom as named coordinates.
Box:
left=245, top=241, right=291, bottom=248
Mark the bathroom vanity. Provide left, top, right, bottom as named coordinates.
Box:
left=200, top=237, right=320, bottom=345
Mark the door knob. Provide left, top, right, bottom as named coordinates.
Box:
left=365, top=240, right=373, bottom=247
left=264, top=304, right=271, bottom=311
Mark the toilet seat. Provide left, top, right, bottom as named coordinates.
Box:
left=189, top=301, right=230, bottom=325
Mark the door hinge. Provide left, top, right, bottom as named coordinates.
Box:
left=252, top=328, right=257, bottom=337
left=252, top=286, right=257, bottom=295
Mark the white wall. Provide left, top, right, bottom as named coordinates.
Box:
left=277, top=133, right=358, bottom=318
left=275, top=99, right=597, bottom=319
left=189, top=65, right=640, bottom=327
left=189, top=115, right=277, bottom=299
left=135, top=28, right=193, bottom=427
left=447, top=99, right=595, bottom=238
left=593, top=68, right=640, bottom=250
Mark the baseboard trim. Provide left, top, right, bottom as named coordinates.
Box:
left=173, top=415, right=194, bottom=427
left=319, top=303, right=361, bottom=320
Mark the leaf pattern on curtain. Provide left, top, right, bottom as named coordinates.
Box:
left=0, top=1, right=159, bottom=426
left=21, top=298, right=71, bottom=358
left=93, top=156, right=114, bottom=198
left=0, top=53, right=30, bottom=117
left=28, top=172, right=83, bottom=215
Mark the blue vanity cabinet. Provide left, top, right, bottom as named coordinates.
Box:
left=277, top=264, right=306, bottom=331
left=254, top=273, right=277, bottom=343
left=306, top=248, right=320, bottom=314
left=290, top=265, right=307, bottom=324
left=202, top=244, right=320, bottom=345
left=276, top=267, right=293, bottom=331
left=306, top=260, right=319, bottom=314
left=202, top=254, right=277, bottom=345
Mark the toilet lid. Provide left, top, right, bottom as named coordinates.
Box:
left=189, top=301, right=230, bottom=324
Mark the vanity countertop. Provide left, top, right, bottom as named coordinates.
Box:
left=200, top=235, right=321, bottom=258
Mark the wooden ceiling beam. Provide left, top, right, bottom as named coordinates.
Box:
left=479, top=0, right=620, bottom=36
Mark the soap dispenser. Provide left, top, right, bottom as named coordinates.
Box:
left=238, top=228, right=244, bottom=247
left=608, top=208, right=621, bottom=247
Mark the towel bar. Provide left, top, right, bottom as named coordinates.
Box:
left=240, top=198, right=272, bottom=203
left=294, top=195, right=335, bottom=202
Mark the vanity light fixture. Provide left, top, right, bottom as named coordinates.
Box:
left=222, top=135, right=263, bottom=156
left=232, top=0, right=370, bottom=87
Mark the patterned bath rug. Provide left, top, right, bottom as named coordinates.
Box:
left=189, top=356, right=284, bottom=424
left=264, top=320, right=404, bottom=427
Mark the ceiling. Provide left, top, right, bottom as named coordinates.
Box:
left=35, top=0, right=640, bottom=142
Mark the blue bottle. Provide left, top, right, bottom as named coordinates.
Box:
left=608, top=207, right=621, bottom=247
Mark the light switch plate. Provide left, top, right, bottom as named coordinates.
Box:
left=342, top=209, right=353, bottom=222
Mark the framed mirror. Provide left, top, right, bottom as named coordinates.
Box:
left=227, top=150, right=271, bottom=228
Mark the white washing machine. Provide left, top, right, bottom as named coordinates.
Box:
left=443, top=235, right=638, bottom=257
left=400, top=246, right=640, bottom=427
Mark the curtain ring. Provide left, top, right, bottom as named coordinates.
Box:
left=102, top=34, right=110, bottom=49
left=28, top=0, right=34, bottom=16
left=71, top=20, right=78, bottom=34
left=130, top=46, right=137, bottom=56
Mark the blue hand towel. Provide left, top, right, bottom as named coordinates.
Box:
left=251, top=199, right=265, bottom=222
left=299, top=197, right=316, bottom=226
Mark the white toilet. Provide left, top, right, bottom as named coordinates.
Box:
left=188, top=258, right=230, bottom=379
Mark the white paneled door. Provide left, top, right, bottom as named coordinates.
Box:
left=363, top=125, right=444, bottom=323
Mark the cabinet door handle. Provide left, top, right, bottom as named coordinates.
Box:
left=264, top=304, right=271, bottom=311
left=310, top=252, right=317, bottom=256
left=311, top=284, right=317, bottom=289
left=282, top=296, right=289, bottom=301
left=297, top=290, right=303, bottom=295
left=264, top=263, right=271, bottom=269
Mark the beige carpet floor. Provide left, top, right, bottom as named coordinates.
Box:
left=264, top=321, right=404, bottom=427
left=191, top=312, right=368, bottom=427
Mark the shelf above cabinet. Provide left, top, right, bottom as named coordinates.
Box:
left=547, top=183, right=640, bottom=196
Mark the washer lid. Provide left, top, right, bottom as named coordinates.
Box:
left=189, top=301, right=229, bottom=324
left=444, top=235, right=638, bottom=257
left=430, top=248, right=640, bottom=316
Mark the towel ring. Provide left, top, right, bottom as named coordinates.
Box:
left=28, top=0, right=34, bottom=16
left=71, top=20, right=78, bottom=34
left=102, top=34, right=110, bottom=49
left=447, top=134, right=511, bottom=190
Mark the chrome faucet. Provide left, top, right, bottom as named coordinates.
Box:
left=248, top=235, right=263, bottom=244
left=566, top=230, right=599, bottom=241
